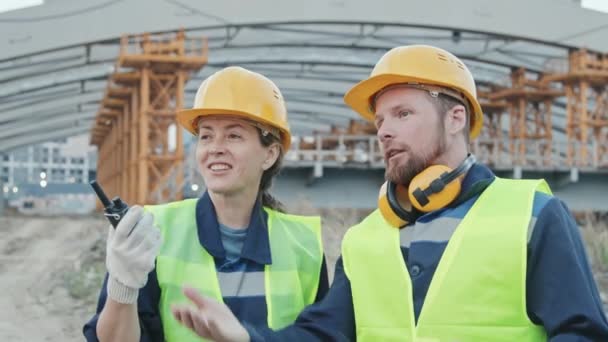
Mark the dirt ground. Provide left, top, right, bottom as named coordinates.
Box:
left=0, top=214, right=107, bottom=342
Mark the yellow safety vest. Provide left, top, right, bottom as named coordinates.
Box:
left=342, top=178, right=550, bottom=341
left=146, top=199, right=323, bottom=342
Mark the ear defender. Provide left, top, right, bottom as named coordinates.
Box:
left=378, top=155, right=476, bottom=228
left=378, top=181, right=418, bottom=228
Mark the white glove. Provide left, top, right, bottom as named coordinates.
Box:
left=106, top=205, right=162, bottom=304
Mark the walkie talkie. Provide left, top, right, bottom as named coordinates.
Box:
left=90, top=180, right=129, bottom=228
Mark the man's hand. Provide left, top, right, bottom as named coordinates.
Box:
left=172, top=287, right=250, bottom=342
left=106, top=205, right=161, bottom=304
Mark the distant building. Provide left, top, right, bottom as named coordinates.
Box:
left=1, top=135, right=98, bottom=214
left=1, top=135, right=96, bottom=189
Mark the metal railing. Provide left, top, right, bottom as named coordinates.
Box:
left=282, top=135, right=607, bottom=171
left=118, top=30, right=208, bottom=60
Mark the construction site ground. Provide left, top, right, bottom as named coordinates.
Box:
left=1, top=212, right=606, bottom=341
left=0, top=214, right=107, bottom=341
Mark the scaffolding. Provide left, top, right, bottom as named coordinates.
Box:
left=91, top=29, right=207, bottom=205
left=490, top=68, right=563, bottom=166
left=476, top=83, right=508, bottom=166
left=543, top=49, right=608, bottom=168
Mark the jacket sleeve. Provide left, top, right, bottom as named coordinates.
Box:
left=245, top=257, right=355, bottom=342
left=82, top=269, right=164, bottom=342
left=526, top=196, right=608, bottom=341
left=314, top=255, right=330, bottom=302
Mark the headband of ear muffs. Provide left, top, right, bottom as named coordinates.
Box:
left=378, top=154, right=476, bottom=228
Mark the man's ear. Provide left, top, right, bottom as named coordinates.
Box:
left=445, top=104, right=467, bottom=137
left=262, top=143, right=281, bottom=171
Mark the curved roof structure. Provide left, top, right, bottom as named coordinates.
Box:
left=1, top=0, right=607, bottom=152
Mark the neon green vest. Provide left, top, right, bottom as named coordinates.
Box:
left=342, top=178, right=551, bottom=342
left=146, top=199, right=323, bottom=342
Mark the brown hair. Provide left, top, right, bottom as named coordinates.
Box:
left=257, top=129, right=285, bottom=212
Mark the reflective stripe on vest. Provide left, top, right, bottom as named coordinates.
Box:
left=145, top=199, right=323, bottom=342
left=342, top=178, right=551, bottom=342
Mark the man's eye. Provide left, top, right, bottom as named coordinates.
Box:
left=399, top=110, right=412, bottom=118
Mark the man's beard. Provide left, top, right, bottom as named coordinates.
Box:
left=385, top=135, right=447, bottom=187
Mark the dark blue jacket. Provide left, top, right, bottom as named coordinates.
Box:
left=246, top=164, right=608, bottom=341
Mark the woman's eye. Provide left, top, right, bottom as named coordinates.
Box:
left=228, top=133, right=241, bottom=140
left=199, top=134, right=210, bottom=141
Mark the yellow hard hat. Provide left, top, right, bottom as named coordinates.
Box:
left=344, top=45, right=483, bottom=139
left=177, top=66, right=291, bottom=150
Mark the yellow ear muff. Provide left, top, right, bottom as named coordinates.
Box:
left=408, top=165, right=462, bottom=212
left=378, top=155, right=476, bottom=227
left=378, top=181, right=410, bottom=228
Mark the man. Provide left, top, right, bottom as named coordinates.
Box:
left=170, top=45, right=608, bottom=341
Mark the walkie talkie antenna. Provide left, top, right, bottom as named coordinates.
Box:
left=90, top=180, right=111, bottom=208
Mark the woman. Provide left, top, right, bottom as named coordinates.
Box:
left=84, top=66, right=328, bottom=342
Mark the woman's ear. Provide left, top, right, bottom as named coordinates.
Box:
left=262, top=143, right=281, bottom=171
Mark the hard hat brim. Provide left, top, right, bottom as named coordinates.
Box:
left=177, top=108, right=291, bottom=151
